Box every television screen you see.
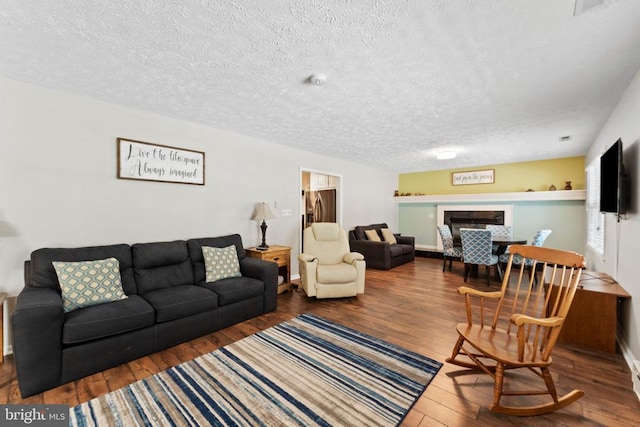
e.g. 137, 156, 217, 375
599, 139, 625, 213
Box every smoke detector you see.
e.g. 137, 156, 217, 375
309, 73, 327, 86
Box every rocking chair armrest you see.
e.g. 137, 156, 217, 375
457, 286, 502, 299
510, 314, 564, 328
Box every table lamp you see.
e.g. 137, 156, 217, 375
251, 202, 276, 250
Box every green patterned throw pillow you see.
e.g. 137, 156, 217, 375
202, 245, 241, 282
53, 257, 127, 313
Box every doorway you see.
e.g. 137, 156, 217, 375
299, 169, 342, 253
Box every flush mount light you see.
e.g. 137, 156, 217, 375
436, 151, 456, 160
309, 73, 327, 86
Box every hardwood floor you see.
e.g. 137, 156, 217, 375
2, 257, 639, 425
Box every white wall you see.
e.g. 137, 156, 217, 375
585, 67, 640, 367
0, 77, 397, 353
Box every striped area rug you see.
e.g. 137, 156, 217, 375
70, 313, 442, 426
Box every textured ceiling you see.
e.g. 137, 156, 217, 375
2, 0, 640, 172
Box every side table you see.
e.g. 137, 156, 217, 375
245, 245, 291, 294
551, 270, 630, 353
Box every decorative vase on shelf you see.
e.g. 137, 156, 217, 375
564, 181, 572, 190
549, 184, 556, 191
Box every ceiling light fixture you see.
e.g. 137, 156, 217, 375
309, 73, 327, 86
436, 151, 456, 160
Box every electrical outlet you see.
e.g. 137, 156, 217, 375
281, 209, 292, 216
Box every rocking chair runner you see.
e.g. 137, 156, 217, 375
446, 244, 586, 416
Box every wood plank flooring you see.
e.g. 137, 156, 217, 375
2, 257, 639, 425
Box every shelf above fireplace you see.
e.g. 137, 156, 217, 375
394, 190, 586, 204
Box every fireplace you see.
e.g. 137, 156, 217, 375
436, 204, 513, 251
445, 210, 504, 246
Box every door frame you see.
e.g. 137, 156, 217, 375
299, 167, 343, 255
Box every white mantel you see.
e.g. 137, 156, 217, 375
394, 190, 585, 204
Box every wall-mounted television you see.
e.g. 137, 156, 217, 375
599, 138, 629, 214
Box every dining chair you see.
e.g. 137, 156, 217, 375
485, 225, 513, 254
460, 228, 499, 286
447, 245, 586, 415
499, 229, 552, 266
437, 224, 463, 272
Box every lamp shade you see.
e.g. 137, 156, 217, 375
251, 202, 276, 221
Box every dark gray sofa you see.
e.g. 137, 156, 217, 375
11, 234, 278, 397
348, 223, 415, 270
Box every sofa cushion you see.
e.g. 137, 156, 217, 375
365, 229, 381, 241
132, 241, 194, 294
29, 244, 136, 295
187, 235, 246, 287
399, 244, 415, 255
202, 277, 264, 306
380, 228, 397, 244
53, 257, 127, 313
62, 295, 154, 344
389, 244, 405, 257
202, 245, 241, 282
142, 285, 218, 323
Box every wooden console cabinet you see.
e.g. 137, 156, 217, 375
245, 245, 291, 294
552, 270, 630, 353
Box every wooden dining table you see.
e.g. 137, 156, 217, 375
492, 238, 527, 280
493, 238, 527, 256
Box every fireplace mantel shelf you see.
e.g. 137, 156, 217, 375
394, 190, 586, 204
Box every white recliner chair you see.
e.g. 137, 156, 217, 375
298, 223, 366, 298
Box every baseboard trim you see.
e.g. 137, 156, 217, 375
617, 332, 640, 402
415, 244, 437, 252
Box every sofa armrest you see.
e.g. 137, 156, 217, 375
12, 286, 65, 397
396, 235, 415, 247
239, 257, 278, 312
348, 239, 391, 269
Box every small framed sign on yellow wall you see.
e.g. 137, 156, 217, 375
117, 138, 205, 185
452, 169, 494, 186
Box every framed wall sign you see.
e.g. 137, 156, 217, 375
117, 138, 205, 185
452, 169, 494, 186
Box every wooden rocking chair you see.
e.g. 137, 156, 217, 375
446, 244, 586, 416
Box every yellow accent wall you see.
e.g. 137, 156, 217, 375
398, 157, 585, 195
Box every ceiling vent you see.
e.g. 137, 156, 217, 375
559, 135, 573, 142
574, 0, 605, 16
